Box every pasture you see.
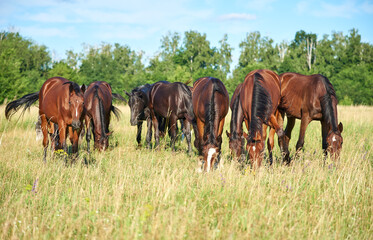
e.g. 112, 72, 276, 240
0, 104, 372, 239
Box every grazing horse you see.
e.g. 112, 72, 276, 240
124, 82, 169, 147
148, 82, 194, 153
226, 83, 246, 160
278, 72, 343, 160
192, 77, 229, 172
240, 69, 285, 168
84, 81, 121, 152
5, 77, 85, 162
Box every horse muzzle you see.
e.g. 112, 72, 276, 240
71, 120, 81, 130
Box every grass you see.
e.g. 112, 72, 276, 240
0, 104, 372, 239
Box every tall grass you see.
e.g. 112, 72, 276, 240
0, 105, 372, 239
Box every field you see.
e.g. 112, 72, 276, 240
0, 104, 372, 239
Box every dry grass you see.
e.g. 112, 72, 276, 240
0, 105, 372, 239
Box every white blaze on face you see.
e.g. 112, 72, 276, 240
206, 148, 216, 173
332, 136, 336, 142
76, 107, 78, 118
252, 146, 256, 152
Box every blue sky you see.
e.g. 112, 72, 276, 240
1, 0, 373, 67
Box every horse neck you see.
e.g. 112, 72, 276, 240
230, 95, 243, 139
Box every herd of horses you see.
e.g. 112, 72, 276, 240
5, 69, 344, 172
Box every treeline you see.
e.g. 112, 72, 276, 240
1, 29, 372, 105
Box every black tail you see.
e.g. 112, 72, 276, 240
5, 92, 39, 120
112, 93, 127, 103
93, 86, 107, 137
320, 75, 338, 132
204, 78, 223, 145
111, 105, 121, 121
249, 73, 272, 141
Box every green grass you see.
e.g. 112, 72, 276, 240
0, 105, 372, 239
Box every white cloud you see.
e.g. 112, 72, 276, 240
219, 13, 256, 21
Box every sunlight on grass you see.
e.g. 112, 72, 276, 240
0, 105, 372, 239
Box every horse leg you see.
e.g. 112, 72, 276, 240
137, 122, 143, 147
267, 127, 276, 165
40, 115, 49, 163
86, 118, 92, 153
169, 115, 178, 151
321, 120, 328, 158
146, 118, 153, 148
71, 127, 80, 161
183, 119, 192, 155
296, 116, 311, 153
196, 118, 205, 155
282, 116, 295, 163
151, 113, 160, 149
58, 122, 68, 161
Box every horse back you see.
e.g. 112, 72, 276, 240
279, 72, 331, 118
84, 81, 113, 116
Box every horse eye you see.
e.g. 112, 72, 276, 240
69, 101, 71, 105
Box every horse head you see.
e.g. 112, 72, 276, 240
243, 132, 265, 168
64, 82, 85, 130
95, 131, 112, 151
125, 89, 147, 126
326, 122, 343, 159
226, 130, 245, 160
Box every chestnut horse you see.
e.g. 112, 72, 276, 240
278, 72, 343, 160
84, 81, 121, 152
148, 82, 194, 153
5, 77, 85, 162
192, 77, 229, 172
240, 69, 285, 168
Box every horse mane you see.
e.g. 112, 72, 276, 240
320, 75, 338, 132
93, 86, 107, 138
249, 73, 272, 141
230, 92, 241, 140
63, 81, 82, 95
204, 78, 222, 146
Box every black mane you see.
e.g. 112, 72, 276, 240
320, 75, 338, 132
249, 73, 272, 141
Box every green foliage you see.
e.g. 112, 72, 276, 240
0, 28, 372, 105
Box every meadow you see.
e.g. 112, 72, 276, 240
0, 104, 372, 239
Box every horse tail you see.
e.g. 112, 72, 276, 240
93, 86, 107, 137
5, 92, 39, 120
204, 78, 222, 144
249, 73, 272, 141
112, 93, 127, 103
111, 105, 121, 121
179, 83, 195, 123
320, 75, 338, 132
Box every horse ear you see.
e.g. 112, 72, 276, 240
124, 90, 131, 97
81, 84, 86, 93
69, 83, 74, 93
226, 130, 231, 138
338, 122, 343, 133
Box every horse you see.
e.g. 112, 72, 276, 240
5, 77, 86, 162
225, 83, 246, 160
84, 81, 121, 152
277, 72, 343, 160
124, 82, 170, 147
192, 77, 229, 172
239, 69, 285, 168
148, 81, 194, 154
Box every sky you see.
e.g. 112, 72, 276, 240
1, 0, 373, 68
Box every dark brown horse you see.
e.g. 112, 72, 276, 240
5, 77, 86, 162
278, 72, 343, 160
240, 69, 285, 168
124, 82, 169, 147
148, 82, 194, 153
192, 77, 229, 172
84, 81, 121, 152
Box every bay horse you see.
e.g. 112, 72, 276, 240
192, 77, 229, 172
5, 77, 85, 162
148, 82, 194, 153
84, 81, 121, 152
239, 69, 285, 168
124, 81, 169, 147
278, 72, 343, 160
